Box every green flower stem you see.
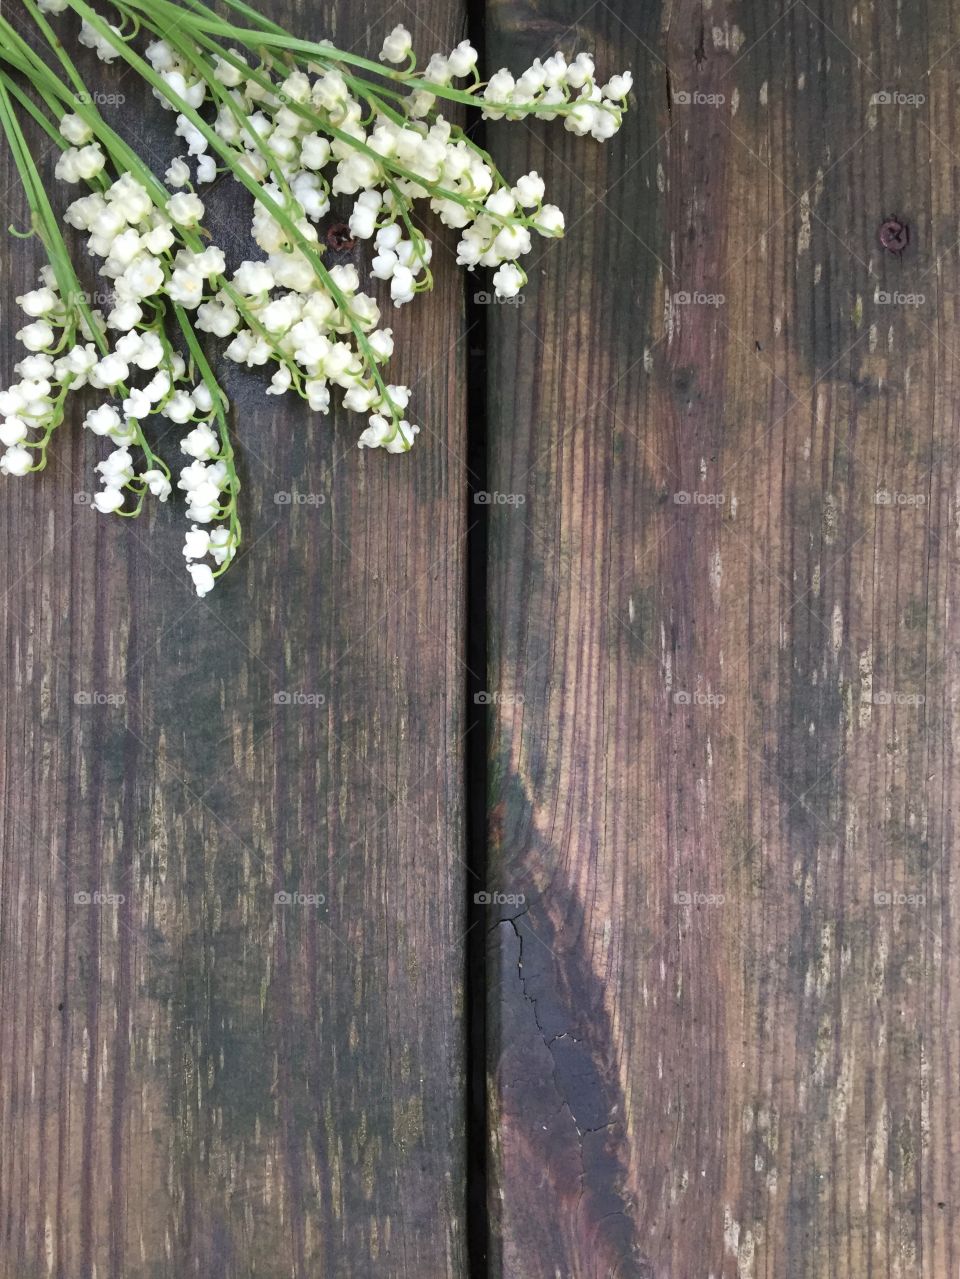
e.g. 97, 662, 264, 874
19, 5, 313, 393
183, 0, 286, 38
0, 72, 165, 490
102, 0, 518, 222
145, 10, 327, 380
2, 73, 221, 482
0, 78, 77, 470
109, 0, 529, 222
0, 86, 232, 491
0, 78, 81, 304
21, 0, 93, 101
150, 24, 435, 289
0, 12, 294, 412
148, 28, 404, 361
153, 19, 297, 200
67, 0, 409, 437
77, 0, 444, 290
115, 0, 597, 118
0, 57, 175, 477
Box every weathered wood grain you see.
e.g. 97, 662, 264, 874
484, 0, 960, 1275
0, 2, 468, 1275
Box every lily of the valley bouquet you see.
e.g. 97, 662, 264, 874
0, 0, 631, 594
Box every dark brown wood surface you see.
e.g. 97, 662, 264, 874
484, 0, 960, 1276
0, 1, 468, 1276
2, 0, 959, 1275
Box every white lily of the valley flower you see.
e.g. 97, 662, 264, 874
166, 191, 205, 227
181, 423, 219, 459
142, 469, 172, 500
493, 263, 524, 298
187, 563, 216, 596
380, 25, 412, 64
0, 417, 29, 446
0, 445, 32, 475
183, 525, 211, 559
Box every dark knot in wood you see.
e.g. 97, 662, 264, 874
878, 218, 909, 254
326, 222, 357, 252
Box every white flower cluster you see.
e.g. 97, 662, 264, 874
145, 27, 629, 328
0, 267, 75, 477
3, 5, 631, 596
0, 255, 166, 491
177, 403, 237, 597
481, 52, 632, 139
0, 165, 229, 593
145, 40, 421, 448
65, 173, 242, 586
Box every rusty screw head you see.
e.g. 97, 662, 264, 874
879, 218, 909, 254
326, 222, 356, 252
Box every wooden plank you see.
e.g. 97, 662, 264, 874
0, 2, 468, 1275
484, 0, 960, 1274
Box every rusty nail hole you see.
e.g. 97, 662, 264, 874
879, 218, 909, 254
326, 222, 356, 251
